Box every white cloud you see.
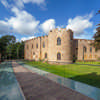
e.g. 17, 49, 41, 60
14, 0, 24, 8
0, 7, 55, 35
23, 0, 45, 5
0, 0, 45, 9
21, 36, 35, 41
93, 29, 97, 33
66, 13, 93, 36
0, 20, 11, 34
8, 7, 40, 34
40, 19, 56, 34
0, 7, 40, 35
0, 0, 10, 8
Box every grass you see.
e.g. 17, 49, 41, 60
24, 60, 100, 88
76, 61, 100, 65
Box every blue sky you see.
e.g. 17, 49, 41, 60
0, 0, 100, 41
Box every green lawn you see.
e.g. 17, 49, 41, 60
24, 61, 100, 88
76, 61, 100, 65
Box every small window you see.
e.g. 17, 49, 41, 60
57, 37, 61, 45
90, 47, 92, 53
43, 42, 45, 48
27, 45, 28, 49
45, 53, 47, 58
36, 43, 38, 48
33, 52, 35, 55
32, 44, 33, 48
84, 46, 87, 53
57, 52, 61, 60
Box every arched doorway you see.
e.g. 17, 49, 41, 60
57, 52, 61, 60
33, 52, 35, 60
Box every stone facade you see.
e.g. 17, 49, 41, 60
73, 39, 100, 61
24, 28, 100, 64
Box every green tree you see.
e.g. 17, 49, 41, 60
93, 10, 100, 50
18, 41, 24, 59
0, 35, 24, 60
0, 35, 16, 59
6, 41, 24, 59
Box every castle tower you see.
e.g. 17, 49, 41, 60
48, 28, 73, 64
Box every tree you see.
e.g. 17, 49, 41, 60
18, 41, 24, 59
6, 41, 24, 59
0, 35, 24, 60
93, 10, 100, 50
0, 35, 16, 59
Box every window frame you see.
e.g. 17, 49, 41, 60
45, 53, 47, 58
84, 46, 87, 53
32, 44, 33, 49
57, 52, 61, 60
36, 43, 38, 48
57, 37, 61, 45
90, 47, 92, 53
43, 42, 45, 48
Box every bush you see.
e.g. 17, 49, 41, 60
73, 55, 77, 63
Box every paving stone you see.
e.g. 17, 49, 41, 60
12, 61, 93, 100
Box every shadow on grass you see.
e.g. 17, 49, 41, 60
17, 61, 100, 88
69, 72, 100, 88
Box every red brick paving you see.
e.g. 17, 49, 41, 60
12, 61, 93, 100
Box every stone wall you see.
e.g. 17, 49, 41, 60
76, 39, 100, 61
48, 28, 73, 64
24, 28, 100, 64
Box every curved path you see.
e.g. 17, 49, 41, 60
12, 61, 93, 100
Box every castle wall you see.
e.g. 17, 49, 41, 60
48, 29, 73, 64
24, 28, 100, 64
24, 36, 48, 61
24, 37, 41, 61
40, 36, 48, 61
77, 39, 99, 61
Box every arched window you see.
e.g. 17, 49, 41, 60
57, 37, 61, 45
43, 42, 45, 48
32, 44, 33, 48
36, 43, 38, 48
57, 52, 61, 60
90, 47, 92, 52
33, 52, 35, 55
84, 46, 87, 53
45, 53, 47, 58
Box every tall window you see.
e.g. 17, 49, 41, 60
32, 44, 33, 48
45, 53, 47, 58
90, 47, 92, 52
84, 46, 87, 53
57, 37, 61, 45
33, 52, 35, 55
43, 42, 45, 48
57, 52, 61, 60
36, 43, 38, 48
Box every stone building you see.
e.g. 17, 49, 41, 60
24, 28, 100, 64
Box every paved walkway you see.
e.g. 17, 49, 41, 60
12, 61, 93, 100
0, 61, 25, 100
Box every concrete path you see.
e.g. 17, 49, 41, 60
12, 61, 93, 100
